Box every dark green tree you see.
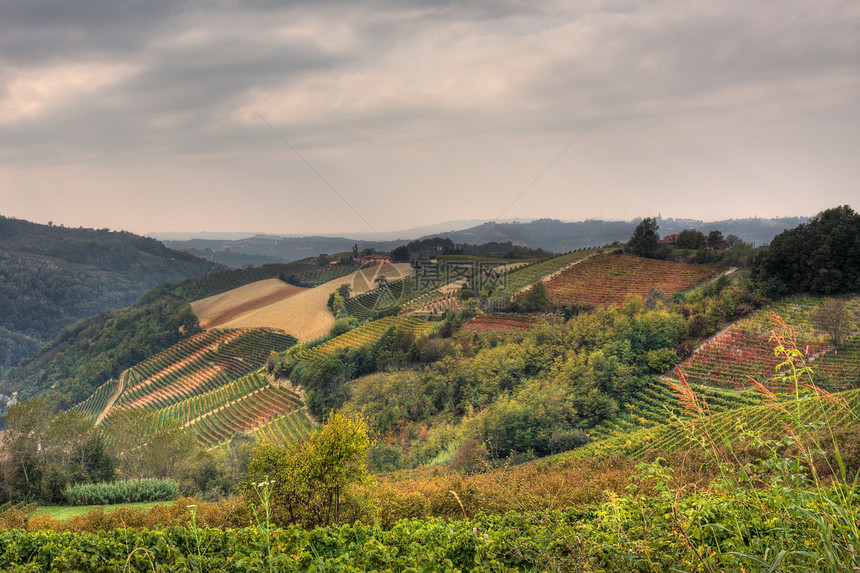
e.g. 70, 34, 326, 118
520, 281, 553, 312
706, 230, 725, 249
675, 229, 706, 250
391, 245, 410, 262
752, 206, 860, 296
628, 217, 660, 257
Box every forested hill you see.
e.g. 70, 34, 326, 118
0, 215, 223, 376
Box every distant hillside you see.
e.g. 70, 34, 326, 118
434, 216, 807, 252
0, 215, 223, 377
163, 216, 806, 266
163, 235, 400, 268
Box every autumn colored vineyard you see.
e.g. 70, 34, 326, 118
502, 248, 600, 295
669, 296, 860, 391
672, 327, 829, 391
539, 253, 716, 307
112, 328, 296, 411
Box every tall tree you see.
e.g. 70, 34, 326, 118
706, 230, 725, 249
811, 299, 854, 353
628, 218, 660, 257
0, 399, 54, 498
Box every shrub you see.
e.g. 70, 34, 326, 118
63, 478, 180, 506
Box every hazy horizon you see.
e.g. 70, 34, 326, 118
2, 1, 857, 237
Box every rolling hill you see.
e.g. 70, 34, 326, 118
0, 215, 223, 377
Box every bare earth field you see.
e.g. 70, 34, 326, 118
191, 264, 413, 342
191, 279, 308, 330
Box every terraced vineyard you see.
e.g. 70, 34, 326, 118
403, 291, 464, 315
183, 378, 304, 448
735, 295, 860, 338
586, 377, 762, 443
671, 327, 830, 391
72, 377, 123, 423
632, 388, 860, 458
105, 329, 296, 414
288, 263, 361, 287
502, 249, 600, 295
289, 317, 436, 363
668, 297, 860, 391
811, 334, 860, 390
462, 314, 550, 334
248, 409, 315, 447
540, 254, 716, 307
344, 271, 447, 319
561, 382, 858, 462
152, 373, 271, 427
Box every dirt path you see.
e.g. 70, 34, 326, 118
95, 370, 127, 426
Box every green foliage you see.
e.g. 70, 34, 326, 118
63, 478, 180, 505
104, 409, 198, 482
628, 217, 659, 257
706, 228, 725, 249
244, 412, 371, 529
752, 205, 860, 296
4, 295, 201, 407
0, 216, 220, 376
675, 228, 705, 249
518, 281, 552, 312
0, 400, 114, 503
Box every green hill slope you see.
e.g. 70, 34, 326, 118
0, 215, 223, 377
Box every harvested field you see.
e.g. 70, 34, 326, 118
194, 264, 413, 342
191, 279, 307, 329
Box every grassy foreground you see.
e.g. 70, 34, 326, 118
36, 501, 165, 522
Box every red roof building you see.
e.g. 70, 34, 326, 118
361, 254, 392, 265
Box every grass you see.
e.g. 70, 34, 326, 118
36, 501, 166, 521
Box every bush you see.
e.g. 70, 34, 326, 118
63, 478, 180, 506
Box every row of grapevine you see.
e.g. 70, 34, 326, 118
287, 263, 361, 287
669, 327, 830, 391
186, 383, 303, 448
540, 254, 716, 307
249, 408, 315, 446
345, 273, 444, 319
71, 378, 122, 423
106, 329, 296, 416
288, 317, 434, 363
811, 334, 860, 390
151, 373, 272, 427
586, 377, 762, 442
501, 248, 600, 295
631, 388, 860, 457
735, 294, 860, 337
122, 330, 230, 388
462, 314, 551, 334
401, 291, 462, 315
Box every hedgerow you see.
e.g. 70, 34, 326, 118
63, 478, 180, 506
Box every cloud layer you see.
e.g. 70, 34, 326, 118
1, 0, 858, 235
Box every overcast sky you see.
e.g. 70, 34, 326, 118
1, 0, 857, 237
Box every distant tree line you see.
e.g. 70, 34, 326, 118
391, 237, 551, 262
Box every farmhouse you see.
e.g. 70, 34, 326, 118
657, 233, 680, 245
